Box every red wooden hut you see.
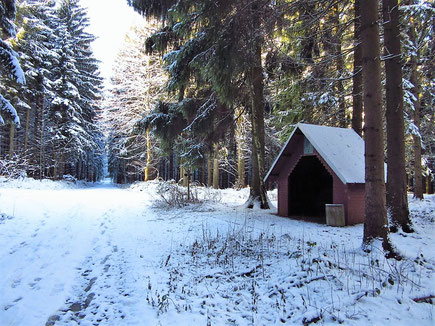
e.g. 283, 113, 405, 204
265, 123, 366, 225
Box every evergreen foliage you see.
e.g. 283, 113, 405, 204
104, 23, 167, 183
0, 0, 104, 181
0, 0, 25, 125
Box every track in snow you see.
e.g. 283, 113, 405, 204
0, 182, 156, 326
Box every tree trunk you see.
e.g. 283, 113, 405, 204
383, 0, 413, 233
180, 165, 184, 184
207, 157, 213, 187
24, 108, 30, 151
333, 4, 346, 128
352, 0, 363, 136
412, 92, 423, 200
409, 9, 424, 200
53, 152, 58, 181
38, 94, 45, 180
213, 154, 219, 190
246, 1, 269, 209
426, 175, 431, 194
237, 146, 245, 188
145, 128, 151, 181
58, 152, 65, 180
236, 108, 246, 189
9, 122, 15, 156
169, 151, 174, 180
361, 0, 393, 255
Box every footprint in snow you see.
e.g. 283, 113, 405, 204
29, 277, 42, 289
3, 297, 23, 311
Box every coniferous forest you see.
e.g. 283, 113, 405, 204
1, 0, 434, 251
1, 1, 435, 324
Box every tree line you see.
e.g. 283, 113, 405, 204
1, 0, 433, 254
116, 0, 434, 254
0, 0, 104, 181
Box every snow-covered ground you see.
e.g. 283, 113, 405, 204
0, 178, 433, 325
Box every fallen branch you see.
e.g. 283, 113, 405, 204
238, 264, 262, 278
413, 295, 434, 304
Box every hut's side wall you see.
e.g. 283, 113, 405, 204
346, 184, 365, 224
277, 134, 304, 216
314, 150, 349, 222
277, 180, 288, 216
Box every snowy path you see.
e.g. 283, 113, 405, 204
0, 182, 170, 325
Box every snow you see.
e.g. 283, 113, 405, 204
0, 178, 433, 325
0, 94, 20, 125
298, 123, 366, 183
10, 49, 26, 85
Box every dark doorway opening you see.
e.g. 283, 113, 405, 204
288, 156, 333, 218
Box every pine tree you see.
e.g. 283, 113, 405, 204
402, 1, 434, 200
46, 0, 103, 180
128, 0, 297, 207
1, 0, 104, 181
361, 0, 394, 256
382, 0, 413, 233
0, 0, 25, 126
8, 0, 59, 177
351, 0, 363, 136
105, 23, 166, 183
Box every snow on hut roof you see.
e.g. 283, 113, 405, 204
265, 123, 366, 184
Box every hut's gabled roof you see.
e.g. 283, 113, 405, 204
265, 123, 366, 184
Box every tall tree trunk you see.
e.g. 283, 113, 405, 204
207, 157, 213, 187
53, 151, 58, 181
9, 122, 15, 156
333, 4, 346, 127
145, 128, 151, 181
361, 0, 393, 255
247, 1, 269, 209
213, 150, 219, 189
352, 0, 363, 136
24, 108, 30, 151
411, 81, 423, 200
58, 152, 65, 180
169, 151, 174, 180
409, 9, 424, 200
383, 0, 413, 232
236, 109, 246, 188
237, 147, 245, 189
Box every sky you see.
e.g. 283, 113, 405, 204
79, 0, 143, 85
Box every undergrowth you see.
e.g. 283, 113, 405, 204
154, 180, 221, 208
145, 220, 433, 325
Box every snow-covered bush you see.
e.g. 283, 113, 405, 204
155, 181, 200, 208
62, 174, 77, 184
0, 155, 28, 179
154, 180, 221, 208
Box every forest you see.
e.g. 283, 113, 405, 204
0, 1, 435, 324
0, 0, 434, 251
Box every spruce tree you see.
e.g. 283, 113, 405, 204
128, 0, 296, 207
382, 0, 413, 233
0, 0, 25, 126
361, 0, 394, 256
